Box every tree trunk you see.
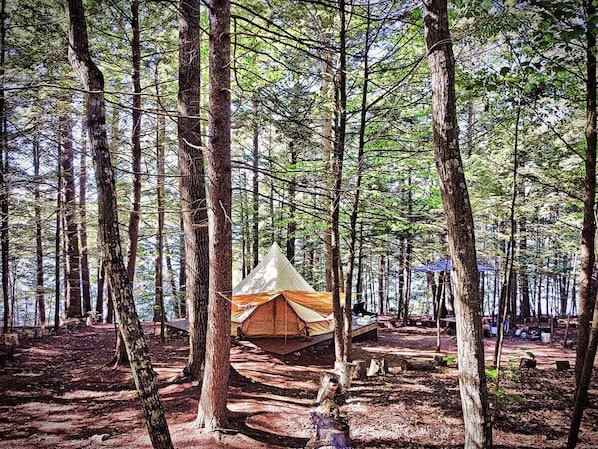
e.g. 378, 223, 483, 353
179, 0, 209, 380
331, 0, 348, 368
164, 237, 180, 318
319, 13, 334, 293
252, 98, 260, 268
64, 2, 173, 447
376, 253, 383, 315
79, 121, 91, 315
286, 141, 297, 262
154, 107, 166, 340
576, 0, 597, 388
345, 7, 371, 352
423, 2, 492, 447
126, 0, 142, 283
567, 293, 598, 448
519, 218, 531, 320
0, 0, 8, 334
34, 137, 46, 328
96, 256, 105, 321
178, 215, 187, 317
54, 167, 61, 334
60, 105, 82, 319
195, 0, 231, 431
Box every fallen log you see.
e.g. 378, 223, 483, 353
399, 358, 436, 372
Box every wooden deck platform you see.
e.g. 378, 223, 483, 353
165, 319, 378, 356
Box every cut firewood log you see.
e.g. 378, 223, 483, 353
556, 360, 570, 371
399, 358, 436, 372
366, 358, 388, 376
316, 371, 340, 405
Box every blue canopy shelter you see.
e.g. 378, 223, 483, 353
412, 258, 497, 319
414, 258, 495, 273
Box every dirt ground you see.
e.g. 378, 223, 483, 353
0, 320, 596, 449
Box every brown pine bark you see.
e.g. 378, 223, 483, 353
60, 106, 82, 319
331, 0, 347, 367
344, 5, 371, 356
0, 0, 8, 334
154, 108, 166, 339
126, 0, 142, 283
79, 122, 91, 315
34, 137, 46, 328
64, 1, 173, 447
178, 0, 209, 380
576, 0, 597, 388
423, 1, 492, 447
567, 2, 597, 446
286, 140, 297, 262
252, 99, 259, 269
195, 0, 231, 431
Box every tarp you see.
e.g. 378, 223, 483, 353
233, 242, 315, 294
231, 290, 335, 338
414, 258, 495, 273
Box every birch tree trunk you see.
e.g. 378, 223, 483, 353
423, 1, 492, 447
64, 1, 173, 447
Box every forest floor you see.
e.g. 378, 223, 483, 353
0, 319, 596, 449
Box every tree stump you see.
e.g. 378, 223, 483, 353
309, 414, 351, 449
0, 333, 19, 347
556, 360, 570, 371
519, 358, 537, 369
434, 355, 448, 367
0, 334, 18, 363
308, 371, 352, 449
367, 358, 388, 377
316, 371, 340, 404
351, 360, 367, 380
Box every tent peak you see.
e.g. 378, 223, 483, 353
233, 242, 315, 294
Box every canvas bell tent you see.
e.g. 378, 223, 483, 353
231, 290, 335, 338
231, 243, 335, 338
233, 242, 315, 294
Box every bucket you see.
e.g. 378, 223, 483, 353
541, 332, 551, 343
